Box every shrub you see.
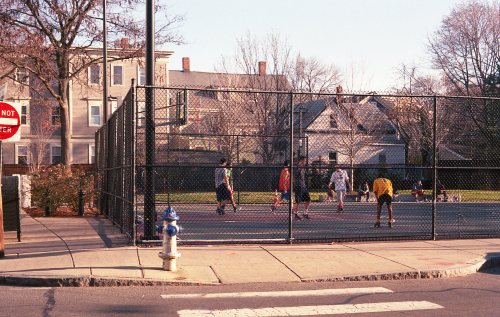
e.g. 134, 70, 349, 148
30, 165, 97, 215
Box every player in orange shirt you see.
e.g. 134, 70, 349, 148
271, 160, 291, 213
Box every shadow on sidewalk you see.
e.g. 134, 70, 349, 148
479, 252, 500, 275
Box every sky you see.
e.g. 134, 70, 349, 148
164, 0, 466, 92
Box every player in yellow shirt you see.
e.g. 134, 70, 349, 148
372, 173, 394, 228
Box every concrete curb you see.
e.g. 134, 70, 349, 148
302, 255, 500, 283
1, 256, 498, 287
0, 275, 220, 287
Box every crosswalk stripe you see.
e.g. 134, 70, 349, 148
161, 287, 393, 299
177, 301, 443, 317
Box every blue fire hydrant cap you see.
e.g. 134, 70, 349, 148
167, 224, 178, 236
162, 206, 180, 221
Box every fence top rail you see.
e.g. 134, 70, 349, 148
135, 85, 500, 101
143, 132, 307, 138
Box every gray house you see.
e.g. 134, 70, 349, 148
293, 96, 406, 168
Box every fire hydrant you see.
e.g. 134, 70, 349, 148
158, 207, 181, 271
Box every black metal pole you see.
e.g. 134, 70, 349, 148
101, 0, 108, 218
432, 96, 437, 240
130, 79, 137, 245
288, 92, 294, 243
298, 110, 303, 158
78, 184, 84, 216
237, 135, 240, 206
144, 0, 156, 240
103, 0, 108, 123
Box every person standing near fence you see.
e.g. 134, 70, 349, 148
357, 181, 370, 202
293, 156, 311, 220
271, 160, 291, 213
226, 161, 239, 212
373, 173, 394, 228
328, 165, 349, 212
215, 158, 231, 215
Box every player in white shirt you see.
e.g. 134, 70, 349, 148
328, 165, 349, 212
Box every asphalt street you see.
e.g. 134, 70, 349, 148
1, 269, 498, 317
137, 202, 500, 242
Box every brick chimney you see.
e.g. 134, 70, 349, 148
336, 85, 343, 104
258, 61, 266, 76
182, 57, 190, 72
120, 37, 129, 49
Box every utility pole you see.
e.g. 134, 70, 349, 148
144, 0, 156, 240
103, 0, 108, 123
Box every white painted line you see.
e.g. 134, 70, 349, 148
177, 301, 443, 317
0, 118, 18, 125
162, 287, 393, 299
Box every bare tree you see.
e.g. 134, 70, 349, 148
28, 99, 56, 173
387, 65, 470, 165
0, 0, 183, 165
217, 33, 292, 164
289, 54, 341, 95
201, 94, 251, 163
427, 1, 500, 160
218, 32, 343, 164
428, 0, 500, 97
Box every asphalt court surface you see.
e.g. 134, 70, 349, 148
135, 202, 500, 242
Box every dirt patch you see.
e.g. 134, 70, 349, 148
24, 206, 100, 218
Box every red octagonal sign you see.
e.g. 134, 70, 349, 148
0, 102, 21, 140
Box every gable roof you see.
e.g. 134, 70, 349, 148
169, 70, 291, 90
293, 98, 331, 129
293, 97, 397, 133
292, 96, 403, 145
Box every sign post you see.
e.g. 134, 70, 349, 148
0, 101, 21, 258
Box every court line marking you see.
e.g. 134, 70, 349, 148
177, 301, 443, 317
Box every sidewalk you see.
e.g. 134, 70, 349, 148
1, 212, 499, 287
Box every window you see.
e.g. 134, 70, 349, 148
21, 103, 29, 125
137, 101, 145, 127
51, 145, 62, 164
378, 153, 387, 165
283, 118, 290, 128
52, 106, 61, 125
328, 152, 337, 165
16, 145, 28, 165
329, 114, 337, 128
89, 100, 102, 126
89, 145, 96, 164
138, 67, 146, 85
89, 64, 100, 85
112, 65, 123, 85
15, 68, 29, 85
110, 99, 118, 114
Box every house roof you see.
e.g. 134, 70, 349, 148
293, 96, 403, 144
169, 70, 291, 90
293, 98, 330, 129
438, 146, 472, 160
293, 97, 397, 133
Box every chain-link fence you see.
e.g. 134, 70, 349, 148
96, 85, 500, 244
96, 86, 135, 238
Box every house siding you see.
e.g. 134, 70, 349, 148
1, 51, 172, 166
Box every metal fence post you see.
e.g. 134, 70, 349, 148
144, 0, 156, 240
288, 92, 294, 243
236, 135, 240, 206
78, 178, 84, 216
130, 79, 137, 244
432, 95, 438, 240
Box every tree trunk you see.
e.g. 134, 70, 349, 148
349, 157, 354, 192
56, 51, 71, 166
60, 103, 71, 165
